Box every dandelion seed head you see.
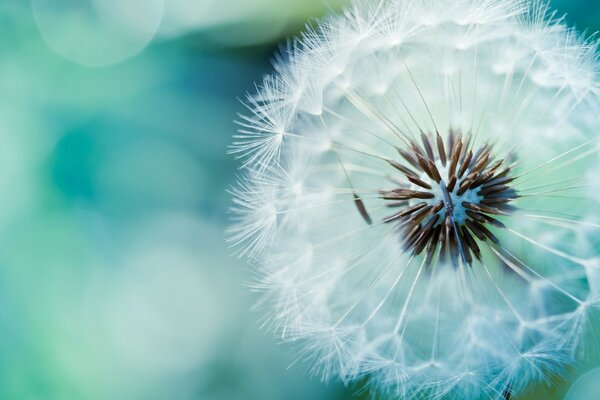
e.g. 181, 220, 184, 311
230, 0, 600, 398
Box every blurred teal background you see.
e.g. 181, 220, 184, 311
0, 1, 596, 399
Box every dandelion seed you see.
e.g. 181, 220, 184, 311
230, 0, 600, 398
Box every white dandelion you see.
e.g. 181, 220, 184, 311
230, 0, 600, 398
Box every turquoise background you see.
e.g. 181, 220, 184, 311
0, 1, 597, 399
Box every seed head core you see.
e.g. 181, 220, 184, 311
382, 131, 517, 266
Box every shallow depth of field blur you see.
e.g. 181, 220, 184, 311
1, 1, 598, 399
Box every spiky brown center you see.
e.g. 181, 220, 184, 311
381, 131, 517, 267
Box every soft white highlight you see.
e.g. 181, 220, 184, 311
229, 0, 600, 398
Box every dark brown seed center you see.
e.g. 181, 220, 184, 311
381, 130, 517, 267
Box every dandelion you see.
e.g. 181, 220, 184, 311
230, 0, 600, 398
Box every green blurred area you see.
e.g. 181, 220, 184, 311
0, 1, 597, 399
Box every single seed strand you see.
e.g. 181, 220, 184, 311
436, 133, 447, 166
354, 193, 372, 225
407, 175, 433, 190
458, 150, 473, 178
383, 202, 428, 223
421, 133, 435, 160
387, 159, 417, 176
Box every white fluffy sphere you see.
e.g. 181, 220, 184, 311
230, 1, 600, 398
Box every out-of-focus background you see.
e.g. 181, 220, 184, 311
0, 1, 597, 399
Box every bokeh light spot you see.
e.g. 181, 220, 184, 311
33, 0, 164, 67
565, 368, 600, 400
